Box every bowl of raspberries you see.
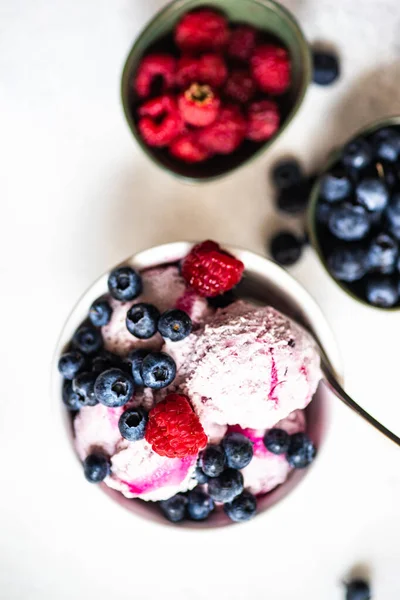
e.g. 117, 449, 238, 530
121, 0, 311, 181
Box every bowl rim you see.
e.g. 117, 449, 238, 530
307, 114, 400, 312
120, 0, 312, 184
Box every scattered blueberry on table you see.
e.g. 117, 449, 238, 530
312, 49, 340, 86
345, 578, 371, 600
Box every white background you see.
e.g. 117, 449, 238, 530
1, 0, 400, 598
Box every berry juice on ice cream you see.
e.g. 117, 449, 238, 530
58, 241, 322, 525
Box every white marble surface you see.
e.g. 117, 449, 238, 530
1, 0, 400, 598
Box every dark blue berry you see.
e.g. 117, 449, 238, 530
320, 168, 352, 202
158, 309, 192, 341
316, 202, 331, 225
159, 493, 188, 523
62, 379, 84, 411
94, 368, 134, 407
224, 490, 257, 522
83, 453, 110, 483
207, 469, 244, 503
386, 192, 400, 230
372, 127, 400, 163
141, 352, 176, 389
222, 432, 253, 469
367, 234, 398, 274
270, 232, 303, 266
276, 179, 314, 215
263, 428, 290, 454
342, 138, 373, 170
58, 350, 85, 380
107, 266, 142, 301
187, 489, 214, 521
194, 466, 209, 485
199, 445, 226, 478
366, 276, 399, 308
89, 298, 112, 327
312, 50, 340, 86
126, 303, 160, 339
271, 158, 303, 190
72, 372, 98, 406
118, 408, 147, 441
91, 350, 122, 374
124, 349, 149, 386
327, 246, 368, 282
328, 203, 370, 241
286, 433, 316, 468
73, 323, 103, 354
345, 579, 371, 600
355, 178, 389, 212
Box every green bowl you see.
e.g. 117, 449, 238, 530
121, 0, 311, 183
308, 114, 400, 311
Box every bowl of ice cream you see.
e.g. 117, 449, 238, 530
53, 241, 342, 528
121, 0, 311, 182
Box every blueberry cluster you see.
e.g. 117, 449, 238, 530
58, 265, 193, 483
264, 428, 316, 468
315, 126, 400, 308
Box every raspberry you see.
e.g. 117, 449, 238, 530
174, 9, 229, 53
138, 95, 183, 147
227, 25, 258, 61
134, 53, 176, 99
224, 69, 256, 104
145, 394, 207, 458
170, 133, 210, 163
251, 44, 291, 95
176, 56, 200, 88
246, 100, 280, 142
198, 54, 228, 88
181, 240, 245, 297
178, 83, 220, 127
198, 105, 246, 155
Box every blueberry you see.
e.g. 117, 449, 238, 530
107, 266, 142, 301
159, 493, 188, 523
372, 127, 400, 163
366, 276, 399, 308
316, 202, 331, 225
141, 352, 176, 389
207, 468, 244, 503
286, 433, 316, 468
367, 234, 398, 274
222, 432, 253, 469
126, 303, 160, 339
263, 428, 290, 454
94, 368, 134, 407
342, 138, 373, 170
355, 178, 389, 212
187, 489, 214, 521
89, 298, 112, 327
379, 162, 400, 188
328, 203, 370, 241
199, 445, 226, 478
72, 372, 98, 406
386, 192, 400, 229
327, 246, 368, 282
83, 453, 110, 483
62, 379, 84, 411
276, 179, 314, 215
194, 465, 209, 485
124, 349, 149, 386
312, 50, 340, 86
271, 158, 303, 190
207, 290, 237, 309
224, 490, 257, 523
320, 168, 352, 202
118, 408, 148, 441
345, 579, 371, 600
58, 350, 85, 380
73, 323, 103, 354
91, 350, 122, 374
158, 309, 192, 342
269, 232, 303, 266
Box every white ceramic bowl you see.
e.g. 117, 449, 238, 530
52, 242, 343, 528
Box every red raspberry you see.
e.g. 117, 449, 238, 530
198, 54, 228, 88
178, 83, 220, 127
224, 69, 256, 104
198, 105, 246, 155
175, 9, 229, 53
138, 95, 183, 147
170, 133, 210, 163
145, 394, 207, 458
176, 56, 200, 88
181, 240, 245, 297
246, 100, 280, 142
227, 25, 258, 61
251, 44, 291, 95
134, 53, 176, 99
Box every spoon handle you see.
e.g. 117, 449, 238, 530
320, 356, 400, 447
